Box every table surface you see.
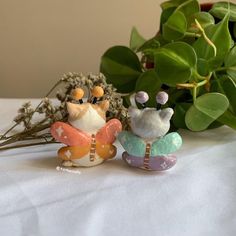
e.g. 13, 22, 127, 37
0, 99, 236, 236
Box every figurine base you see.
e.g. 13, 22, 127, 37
122, 152, 177, 171
60, 158, 105, 168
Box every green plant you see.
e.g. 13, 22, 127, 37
100, 0, 236, 131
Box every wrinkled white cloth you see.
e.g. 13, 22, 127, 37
0, 99, 236, 236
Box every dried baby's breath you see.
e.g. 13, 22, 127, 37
0, 73, 128, 150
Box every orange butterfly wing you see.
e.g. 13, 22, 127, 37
96, 119, 122, 144
96, 142, 117, 160
50, 122, 91, 146
52, 119, 121, 161
58, 146, 90, 160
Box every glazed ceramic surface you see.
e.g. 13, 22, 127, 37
118, 91, 182, 171
51, 100, 122, 167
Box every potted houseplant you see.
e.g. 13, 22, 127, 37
1, 0, 236, 151
100, 0, 236, 132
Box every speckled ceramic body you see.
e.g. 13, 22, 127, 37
118, 97, 182, 171
51, 101, 122, 167
118, 131, 182, 171
128, 107, 174, 139
122, 152, 177, 171
118, 131, 182, 157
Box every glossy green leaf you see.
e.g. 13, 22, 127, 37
193, 14, 231, 60
224, 45, 236, 82
221, 76, 236, 114
176, 0, 200, 21
155, 42, 197, 86
207, 120, 223, 129
161, 0, 189, 10
163, 11, 187, 41
217, 110, 236, 130
210, 2, 236, 22
197, 58, 209, 76
135, 70, 161, 107
208, 56, 224, 71
210, 76, 225, 94
137, 37, 160, 53
185, 93, 229, 131
161, 0, 199, 40
230, 37, 234, 49
211, 75, 236, 115
130, 27, 146, 52
100, 46, 142, 93
172, 103, 191, 128
160, 7, 176, 27
154, 34, 169, 47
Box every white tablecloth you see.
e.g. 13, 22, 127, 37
0, 99, 236, 236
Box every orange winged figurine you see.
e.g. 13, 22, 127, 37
51, 86, 122, 167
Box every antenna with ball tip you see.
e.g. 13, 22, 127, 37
72, 88, 84, 104
156, 91, 169, 110
91, 86, 104, 104
135, 91, 149, 108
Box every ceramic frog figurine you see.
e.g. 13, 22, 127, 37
51, 86, 122, 167
118, 91, 182, 171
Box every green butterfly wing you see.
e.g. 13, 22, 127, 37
118, 131, 146, 157
150, 132, 182, 156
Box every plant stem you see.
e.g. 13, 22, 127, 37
177, 79, 209, 103
0, 136, 20, 147
0, 140, 59, 151
0, 123, 19, 140
195, 19, 217, 57
185, 32, 201, 38
197, 79, 208, 87
193, 70, 207, 81
0, 123, 51, 147
22, 134, 52, 141
193, 86, 197, 103
4, 118, 50, 141
177, 83, 195, 89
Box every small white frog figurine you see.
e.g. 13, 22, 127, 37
118, 91, 182, 171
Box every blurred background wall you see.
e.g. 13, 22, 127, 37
0, 0, 214, 98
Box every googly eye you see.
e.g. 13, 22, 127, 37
156, 91, 168, 105
135, 91, 149, 107
72, 88, 84, 104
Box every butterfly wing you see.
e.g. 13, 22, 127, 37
150, 132, 182, 156
96, 142, 117, 160
96, 118, 122, 144
117, 131, 146, 157
51, 122, 91, 146
58, 146, 90, 160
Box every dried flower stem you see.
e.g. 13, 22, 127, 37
0, 123, 19, 140
24, 80, 63, 129
0, 140, 59, 151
